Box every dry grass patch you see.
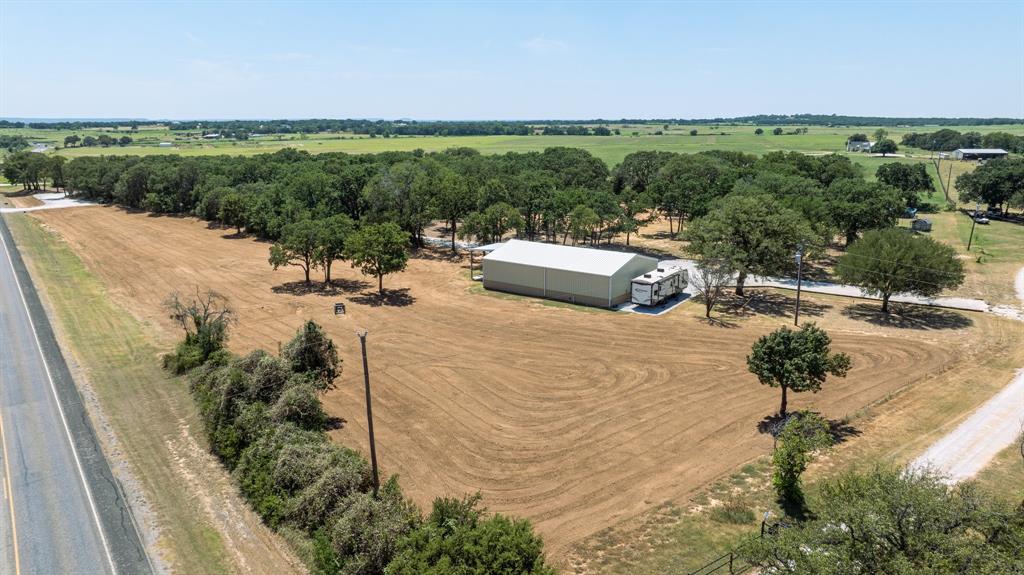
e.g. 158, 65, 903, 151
27, 206, 996, 568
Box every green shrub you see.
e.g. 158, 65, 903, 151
387, 493, 555, 575
162, 340, 205, 374
330, 478, 419, 575
271, 383, 328, 430
282, 320, 341, 390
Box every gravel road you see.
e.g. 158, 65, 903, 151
910, 265, 1024, 483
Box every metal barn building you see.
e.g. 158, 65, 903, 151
953, 148, 1008, 161
482, 240, 658, 308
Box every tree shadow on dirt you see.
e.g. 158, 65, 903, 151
697, 315, 740, 329
841, 303, 973, 330
591, 242, 675, 260
710, 290, 830, 322
325, 416, 347, 431
412, 246, 464, 263
2, 187, 36, 197
349, 288, 416, 307
641, 230, 678, 240
742, 291, 832, 319
272, 278, 371, 296
756, 412, 861, 445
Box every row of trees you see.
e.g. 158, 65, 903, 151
0, 134, 29, 153
897, 128, 1024, 152
29, 145, 942, 301
6, 115, 1021, 133
268, 218, 410, 294
164, 293, 554, 574
1, 151, 66, 191
63, 134, 133, 148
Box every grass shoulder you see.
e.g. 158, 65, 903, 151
4, 213, 301, 575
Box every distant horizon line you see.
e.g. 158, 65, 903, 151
4, 114, 1024, 124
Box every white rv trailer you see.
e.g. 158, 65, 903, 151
630, 266, 688, 306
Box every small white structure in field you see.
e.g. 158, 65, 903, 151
158, 142, 173, 147
630, 266, 689, 306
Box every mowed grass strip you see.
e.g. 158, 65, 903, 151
4, 214, 299, 575
4, 213, 231, 573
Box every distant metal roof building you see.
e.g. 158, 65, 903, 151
954, 148, 1008, 160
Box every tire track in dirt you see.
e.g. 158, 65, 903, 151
30, 207, 966, 560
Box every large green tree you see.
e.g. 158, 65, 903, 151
650, 153, 739, 235
362, 160, 436, 246
686, 193, 815, 296
873, 138, 898, 156
458, 202, 523, 244
269, 220, 322, 284
345, 222, 410, 295
741, 467, 1024, 573
611, 150, 676, 194
876, 162, 934, 208
824, 179, 903, 246
430, 169, 475, 252
218, 191, 248, 234
835, 228, 964, 313
747, 323, 851, 417
956, 157, 1024, 214
317, 214, 355, 283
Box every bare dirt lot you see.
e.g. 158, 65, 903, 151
30, 206, 982, 563
9, 195, 44, 208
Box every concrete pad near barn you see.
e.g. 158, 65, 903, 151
481, 239, 658, 307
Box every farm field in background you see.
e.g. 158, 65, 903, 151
5, 123, 1024, 167
23, 204, 1013, 569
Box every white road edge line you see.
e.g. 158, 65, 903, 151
0, 224, 119, 575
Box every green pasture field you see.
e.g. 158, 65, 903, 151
4, 123, 1023, 167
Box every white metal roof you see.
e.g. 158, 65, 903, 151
483, 239, 657, 276
955, 148, 1008, 154
471, 242, 505, 252
631, 266, 686, 285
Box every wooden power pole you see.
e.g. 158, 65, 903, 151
357, 330, 380, 497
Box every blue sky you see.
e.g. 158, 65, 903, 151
1, 1, 1022, 120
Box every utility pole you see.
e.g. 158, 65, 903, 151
793, 244, 804, 326
357, 330, 380, 497
967, 203, 980, 251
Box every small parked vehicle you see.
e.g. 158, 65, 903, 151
975, 216, 990, 225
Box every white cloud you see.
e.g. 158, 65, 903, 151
521, 36, 568, 54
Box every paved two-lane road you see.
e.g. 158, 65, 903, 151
0, 215, 151, 575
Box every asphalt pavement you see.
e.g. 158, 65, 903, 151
0, 215, 151, 575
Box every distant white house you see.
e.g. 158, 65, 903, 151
846, 140, 874, 152
953, 148, 1008, 161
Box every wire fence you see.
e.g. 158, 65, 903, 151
686, 551, 752, 575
